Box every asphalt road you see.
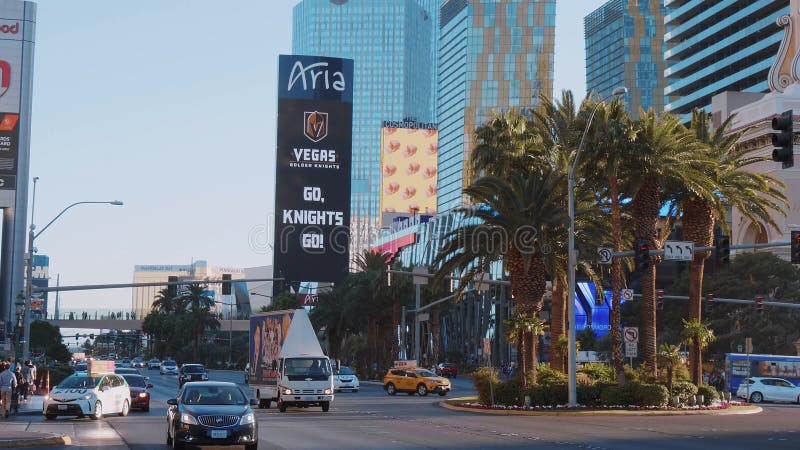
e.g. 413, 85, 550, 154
7, 368, 800, 449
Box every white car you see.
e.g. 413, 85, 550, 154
334, 365, 360, 392
736, 377, 800, 404
148, 358, 161, 369
43, 373, 131, 420
160, 359, 178, 375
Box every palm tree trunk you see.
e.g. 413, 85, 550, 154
682, 195, 715, 385
633, 177, 662, 376
529, 331, 538, 384
550, 277, 566, 373
608, 176, 626, 384
507, 250, 548, 385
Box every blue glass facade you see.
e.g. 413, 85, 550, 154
437, 0, 556, 213
585, 0, 666, 116
664, 0, 788, 121
292, 0, 438, 257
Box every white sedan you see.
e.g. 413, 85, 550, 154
736, 377, 800, 404
43, 373, 131, 420
334, 366, 360, 392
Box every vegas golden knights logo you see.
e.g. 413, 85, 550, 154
303, 111, 328, 142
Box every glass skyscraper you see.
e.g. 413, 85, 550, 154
437, 0, 556, 213
292, 0, 438, 260
664, 0, 788, 121
585, 0, 667, 116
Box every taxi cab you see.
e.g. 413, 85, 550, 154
383, 363, 451, 397
43, 359, 131, 420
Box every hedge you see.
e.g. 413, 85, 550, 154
672, 381, 698, 406
696, 384, 720, 406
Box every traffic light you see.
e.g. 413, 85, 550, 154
221, 273, 232, 295
715, 236, 731, 266
168, 276, 178, 297
634, 239, 650, 272
792, 231, 800, 264
771, 109, 794, 169
755, 295, 764, 314
657, 289, 664, 310
705, 293, 714, 314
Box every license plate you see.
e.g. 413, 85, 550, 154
57, 404, 68, 410
211, 430, 227, 439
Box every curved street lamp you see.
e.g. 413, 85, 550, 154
567, 87, 627, 406
23, 200, 123, 359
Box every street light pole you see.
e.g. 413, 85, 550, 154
567, 87, 626, 406
23, 200, 123, 359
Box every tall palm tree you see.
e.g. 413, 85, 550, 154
180, 284, 215, 311
627, 110, 714, 375
151, 288, 180, 314
435, 170, 568, 380
680, 110, 788, 384
177, 284, 219, 361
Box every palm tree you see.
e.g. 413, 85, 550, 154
151, 288, 180, 314
627, 110, 714, 375
679, 318, 715, 384
504, 314, 544, 385
680, 110, 788, 384
187, 307, 220, 361
435, 170, 568, 380
658, 343, 684, 401
180, 284, 215, 311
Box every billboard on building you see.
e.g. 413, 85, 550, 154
30, 254, 47, 316
379, 122, 437, 226
273, 55, 353, 285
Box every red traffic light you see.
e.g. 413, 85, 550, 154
706, 293, 714, 302
657, 290, 664, 298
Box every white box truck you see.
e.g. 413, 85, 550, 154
249, 309, 334, 412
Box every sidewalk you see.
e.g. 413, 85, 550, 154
15, 394, 44, 416
0, 396, 70, 448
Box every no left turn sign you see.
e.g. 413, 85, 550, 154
624, 327, 639, 343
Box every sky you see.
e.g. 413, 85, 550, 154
17, 0, 608, 311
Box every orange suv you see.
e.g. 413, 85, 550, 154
383, 367, 451, 397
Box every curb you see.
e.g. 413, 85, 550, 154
0, 434, 71, 448
439, 400, 763, 417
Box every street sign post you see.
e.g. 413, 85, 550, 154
664, 241, 694, 261
597, 247, 613, 265
625, 342, 637, 358
623, 327, 638, 361
622, 289, 634, 301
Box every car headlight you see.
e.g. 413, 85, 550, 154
201, 374, 208, 380
324, 388, 332, 395
138, 392, 148, 398
81, 394, 93, 400
282, 388, 292, 395
240, 412, 256, 425
180, 413, 199, 425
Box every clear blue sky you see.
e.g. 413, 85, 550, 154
27, 0, 607, 310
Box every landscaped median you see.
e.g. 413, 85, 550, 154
440, 396, 762, 416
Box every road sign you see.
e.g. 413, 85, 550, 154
625, 342, 637, 358
621, 289, 634, 301
623, 327, 639, 343
737, 344, 743, 352
664, 240, 694, 261
417, 313, 430, 322
597, 247, 613, 265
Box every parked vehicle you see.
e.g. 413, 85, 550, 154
160, 360, 179, 375
383, 363, 451, 397
148, 358, 161, 369
736, 377, 800, 404
249, 309, 334, 412
436, 363, 458, 378
121, 374, 153, 412
334, 366, 360, 392
166, 382, 258, 449
43, 373, 130, 420
179, 364, 209, 387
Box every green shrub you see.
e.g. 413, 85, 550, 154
526, 383, 568, 406
472, 367, 501, 405
634, 383, 669, 407
621, 364, 638, 383
577, 383, 606, 406
672, 381, 698, 405
532, 363, 567, 386
495, 380, 523, 406
599, 384, 632, 406
580, 363, 614, 383
696, 384, 719, 406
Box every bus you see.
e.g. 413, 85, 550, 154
724, 353, 800, 393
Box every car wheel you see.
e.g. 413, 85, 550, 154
279, 401, 287, 413
438, 392, 447, 396
797, 395, 800, 405
386, 383, 396, 396
119, 400, 129, 417
265, 400, 272, 409
44, 414, 56, 420
750, 392, 763, 403
171, 425, 185, 449
417, 384, 428, 396
321, 401, 330, 412
91, 401, 102, 420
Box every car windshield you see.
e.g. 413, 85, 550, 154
116, 369, 138, 374
182, 386, 247, 405
339, 366, 354, 375
164, 360, 176, 367
416, 369, 436, 377
184, 365, 204, 373
284, 358, 331, 377
75, 364, 87, 371
58, 375, 100, 389
123, 375, 146, 388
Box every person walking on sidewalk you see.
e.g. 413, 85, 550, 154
11, 365, 22, 414
20, 360, 31, 401
0, 362, 18, 418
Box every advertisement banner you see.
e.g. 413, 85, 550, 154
249, 311, 294, 386
273, 55, 353, 284
379, 125, 437, 225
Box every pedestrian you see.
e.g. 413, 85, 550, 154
19, 360, 31, 401
11, 365, 22, 413
28, 361, 36, 396
0, 362, 17, 418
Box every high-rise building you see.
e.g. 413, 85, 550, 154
585, 0, 667, 116
664, 0, 788, 122
437, 0, 556, 212
292, 0, 439, 259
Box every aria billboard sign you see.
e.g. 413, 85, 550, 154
273, 55, 353, 285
